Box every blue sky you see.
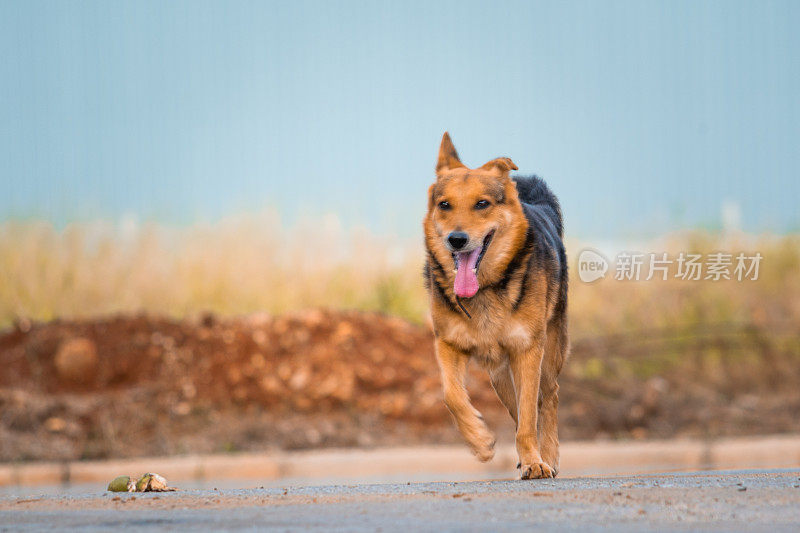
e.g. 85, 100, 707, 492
1, 0, 798, 238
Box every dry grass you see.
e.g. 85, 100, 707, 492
570, 232, 800, 341
0, 214, 427, 327
1, 215, 799, 341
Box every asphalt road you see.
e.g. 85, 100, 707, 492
2, 469, 799, 532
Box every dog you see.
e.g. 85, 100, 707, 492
423, 132, 568, 479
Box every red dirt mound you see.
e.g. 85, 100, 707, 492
1, 310, 491, 461
1, 310, 798, 461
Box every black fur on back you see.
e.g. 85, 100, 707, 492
512, 175, 568, 321
512, 175, 564, 238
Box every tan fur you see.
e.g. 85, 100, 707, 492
424, 132, 567, 479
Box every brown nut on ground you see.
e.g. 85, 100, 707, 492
136, 473, 176, 492
107, 476, 136, 492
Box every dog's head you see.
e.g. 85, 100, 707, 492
424, 132, 528, 299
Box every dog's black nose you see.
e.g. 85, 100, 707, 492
447, 231, 469, 250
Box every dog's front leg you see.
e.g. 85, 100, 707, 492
510, 337, 554, 479
435, 338, 495, 462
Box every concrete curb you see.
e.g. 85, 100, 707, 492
1, 434, 799, 487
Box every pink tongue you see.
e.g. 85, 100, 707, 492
454, 248, 482, 298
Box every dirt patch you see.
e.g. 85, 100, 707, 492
1, 310, 799, 461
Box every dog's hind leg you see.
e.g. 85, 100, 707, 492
490, 363, 518, 425
436, 339, 496, 462
538, 316, 567, 476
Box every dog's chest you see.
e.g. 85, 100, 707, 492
440, 311, 534, 366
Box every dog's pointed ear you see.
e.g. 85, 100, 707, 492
480, 157, 518, 174
436, 132, 465, 172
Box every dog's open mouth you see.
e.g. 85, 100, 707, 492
452, 231, 494, 298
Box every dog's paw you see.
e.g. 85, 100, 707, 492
473, 444, 495, 462
469, 430, 496, 462
519, 461, 555, 480
533, 461, 559, 478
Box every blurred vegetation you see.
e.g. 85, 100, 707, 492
569, 232, 800, 343
0, 214, 428, 328
1, 216, 799, 343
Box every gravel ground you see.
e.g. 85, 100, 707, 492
1, 469, 799, 531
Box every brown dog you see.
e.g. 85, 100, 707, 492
423, 132, 568, 479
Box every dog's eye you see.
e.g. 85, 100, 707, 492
438, 201, 451, 210
474, 200, 491, 210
